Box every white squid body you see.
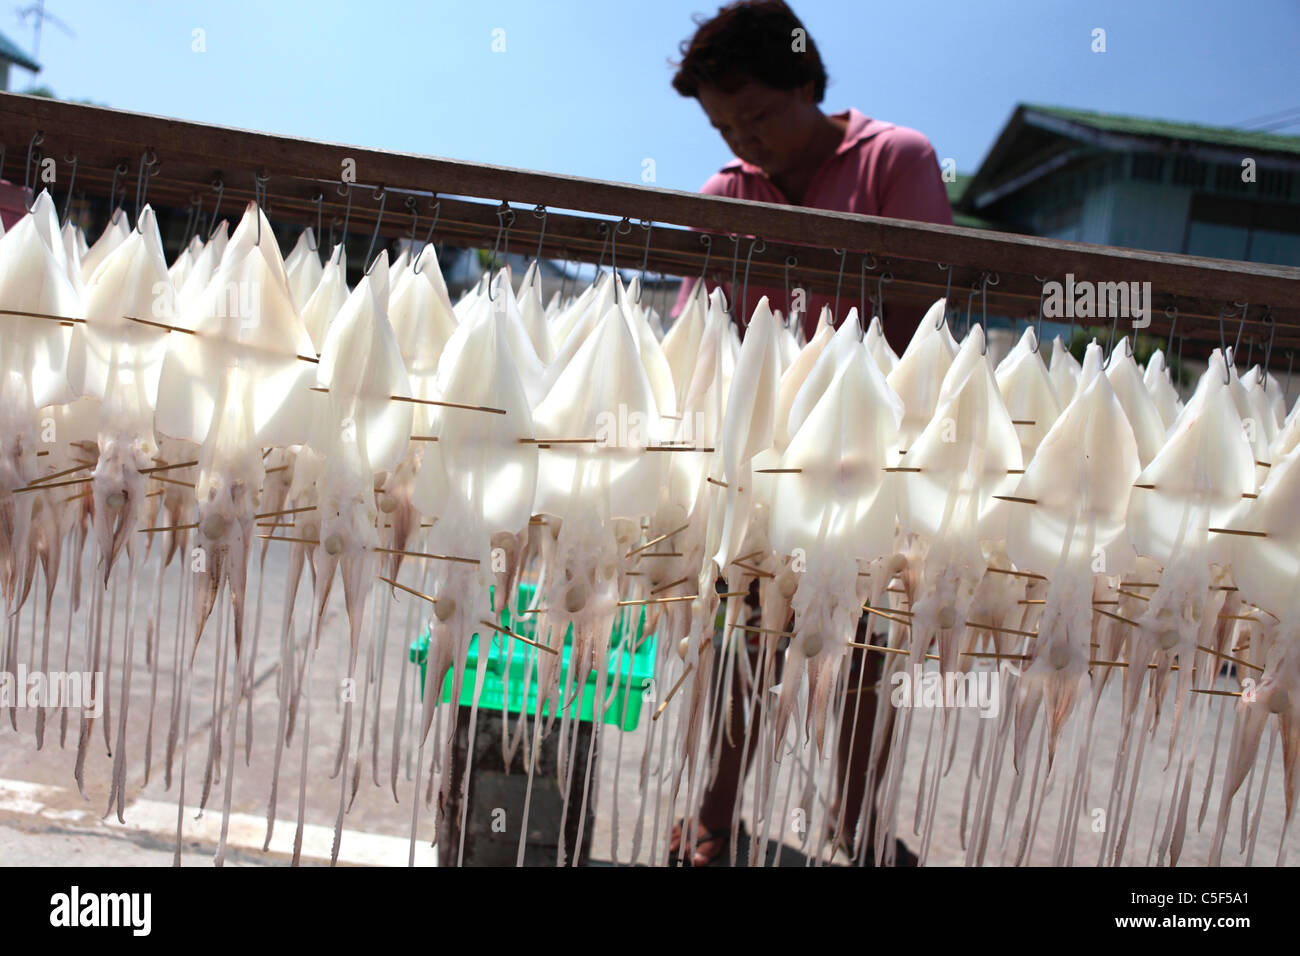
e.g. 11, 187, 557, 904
901, 324, 1022, 678
67, 204, 172, 582
887, 299, 956, 456
0, 191, 79, 604
768, 314, 902, 754
1122, 350, 1256, 754
1217, 431, 1300, 861
156, 202, 316, 657
1007, 342, 1139, 769
306, 250, 412, 664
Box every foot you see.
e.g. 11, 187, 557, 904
668, 819, 732, 866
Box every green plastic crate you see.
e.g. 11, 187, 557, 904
408, 583, 657, 732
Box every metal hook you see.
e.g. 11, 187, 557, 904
1216, 303, 1232, 384
335, 181, 354, 252
532, 204, 549, 263
1031, 275, 1048, 353
1258, 314, 1275, 390
1285, 349, 1295, 400
1101, 309, 1121, 370
485, 203, 515, 301
832, 248, 848, 323
610, 217, 632, 305
739, 237, 765, 325
134, 149, 159, 230
305, 192, 324, 251
207, 177, 225, 238
1232, 302, 1250, 361
59, 153, 78, 228
783, 255, 798, 320
412, 196, 441, 275
404, 194, 419, 247
858, 254, 874, 325
978, 273, 994, 356
697, 233, 713, 286
363, 186, 388, 275
636, 219, 653, 304
964, 282, 979, 343
252, 169, 270, 243
936, 263, 953, 330
726, 232, 740, 297
23, 131, 44, 212
1164, 305, 1178, 358
874, 271, 892, 325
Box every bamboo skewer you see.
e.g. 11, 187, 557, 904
375, 545, 479, 566
15, 475, 94, 493
627, 522, 690, 558
25, 460, 96, 486
732, 561, 773, 579
140, 522, 199, 534
141, 459, 199, 474
378, 575, 438, 605
477, 619, 559, 656
255, 505, 316, 519
653, 663, 694, 721
310, 385, 506, 415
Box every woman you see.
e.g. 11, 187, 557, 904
667, 0, 949, 866
669, 0, 952, 349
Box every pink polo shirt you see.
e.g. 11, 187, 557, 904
671, 108, 952, 347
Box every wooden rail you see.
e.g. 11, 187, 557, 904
2, 91, 1297, 355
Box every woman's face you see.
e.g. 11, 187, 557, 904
696, 79, 819, 178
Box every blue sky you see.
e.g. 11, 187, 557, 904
9, 0, 1299, 192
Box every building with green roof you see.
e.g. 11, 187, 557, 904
950, 103, 1300, 266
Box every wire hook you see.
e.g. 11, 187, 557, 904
23, 131, 44, 213
252, 169, 270, 243
740, 237, 765, 325
134, 149, 159, 230
412, 196, 441, 275
636, 219, 653, 304
485, 203, 515, 302
610, 217, 632, 305
936, 263, 953, 330
858, 254, 873, 325
697, 233, 714, 286
875, 271, 892, 325
363, 186, 388, 275
1257, 313, 1275, 389
532, 204, 549, 263
1216, 303, 1232, 384
832, 248, 848, 324
1164, 304, 1178, 359
1030, 275, 1049, 353
306, 192, 324, 251
59, 153, 78, 228
783, 255, 798, 321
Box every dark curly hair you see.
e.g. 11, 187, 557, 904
671, 0, 827, 102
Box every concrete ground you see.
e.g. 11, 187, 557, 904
0, 546, 1292, 867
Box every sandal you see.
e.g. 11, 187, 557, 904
669, 819, 740, 866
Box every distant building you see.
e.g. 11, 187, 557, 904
951, 104, 1300, 267
0, 29, 39, 92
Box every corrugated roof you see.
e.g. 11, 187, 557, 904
1023, 103, 1300, 157
0, 30, 40, 73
